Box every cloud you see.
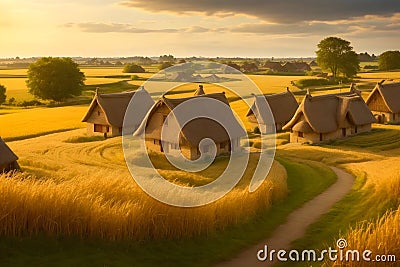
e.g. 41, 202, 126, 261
118, 0, 400, 23
65, 22, 181, 33
65, 13, 400, 38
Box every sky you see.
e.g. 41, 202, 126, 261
1, 0, 400, 58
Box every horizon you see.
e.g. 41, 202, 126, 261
1, 0, 399, 58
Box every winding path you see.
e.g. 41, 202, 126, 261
216, 166, 354, 267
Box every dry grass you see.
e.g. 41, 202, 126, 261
0, 156, 287, 241
336, 207, 400, 266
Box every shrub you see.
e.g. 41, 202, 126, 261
123, 64, 145, 73
295, 78, 337, 89
17, 100, 44, 107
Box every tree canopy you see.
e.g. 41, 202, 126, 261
378, 51, 400, 71
160, 62, 174, 70
27, 57, 85, 102
122, 63, 145, 73
0, 84, 6, 105
316, 37, 359, 79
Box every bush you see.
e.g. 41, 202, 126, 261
160, 62, 173, 70
123, 64, 145, 73
17, 100, 44, 107
295, 78, 337, 89
364, 65, 379, 70
131, 75, 139, 80
254, 126, 261, 134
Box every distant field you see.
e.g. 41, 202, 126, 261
0, 106, 87, 141
0, 78, 33, 101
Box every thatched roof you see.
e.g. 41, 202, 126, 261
0, 138, 18, 166
135, 89, 246, 146
264, 62, 283, 72
283, 86, 376, 133
294, 62, 312, 71
246, 88, 299, 125
82, 87, 154, 127
366, 81, 400, 113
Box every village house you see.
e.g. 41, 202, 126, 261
246, 88, 299, 133
283, 86, 376, 143
264, 61, 284, 72
0, 138, 19, 173
366, 81, 400, 123
82, 87, 154, 137
134, 86, 246, 160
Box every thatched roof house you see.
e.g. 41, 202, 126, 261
283, 86, 376, 143
281, 62, 311, 72
82, 87, 154, 137
0, 138, 19, 173
366, 81, 400, 123
294, 62, 312, 72
246, 88, 299, 133
264, 62, 284, 72
135, 85, 246, 160
309, 60, 318, 67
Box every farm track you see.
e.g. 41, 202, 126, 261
216, 166, 355, 267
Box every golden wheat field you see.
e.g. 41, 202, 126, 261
0, 106, 87, 140
1, 129, 287, 240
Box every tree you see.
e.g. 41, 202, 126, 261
160, 62, 173, 70
0, 84, 6, 105
241, 62, 258, 73
123, 63, 145, 73
27, 57, 85, 102
316, 37, 359, 79
378, 51, 400, 71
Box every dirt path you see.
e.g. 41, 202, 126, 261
215, 166, 354, 267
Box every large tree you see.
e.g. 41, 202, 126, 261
316, 37, 359, 79
0, 84, 6, 105
27, 57, 85, 102
378, 51, 400, 71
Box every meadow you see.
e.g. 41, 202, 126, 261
1, 65, 400, 265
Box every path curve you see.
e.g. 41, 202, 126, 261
216, 166, 354, 267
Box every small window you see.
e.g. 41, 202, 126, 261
97, 110, 101, 116
355, 126, 358, 134
298, 132, 303, 138
220, 143, 225, 149
342, 128, 346, 137
319, 133, 323, 141
106, 126, 110, 132
153, 139, 157, 144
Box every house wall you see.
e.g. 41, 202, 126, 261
290, 124, 372, 144
372, 111, 400, 124
85, 105, 108, 125
86, 123, 121, 137
0, 161, 19, 173
367, 92, 390, 113
145, 138, 238, 160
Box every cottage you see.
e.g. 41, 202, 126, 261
135, 86, 246, 160
264, 62, 284, 72
82, 87, 154, 137
283, 86, 376, 143
246, 88, 299, 133
0, 138, 19, 173
366, 81, 400, 123
309, 60, 318, 67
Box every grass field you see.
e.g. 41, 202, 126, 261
0, 150, 335, 266
275, 124, 400, 266
0, 106, 87, 141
